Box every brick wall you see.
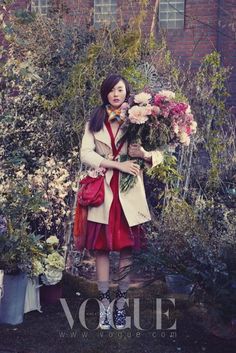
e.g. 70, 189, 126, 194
156, 0, 218, 65
59, 0, 94, 27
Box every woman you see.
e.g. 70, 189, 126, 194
77, 74, 159, 329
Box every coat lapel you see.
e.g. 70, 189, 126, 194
93, 125, 111, 148
94, 123, 127, 149
115, 125, 127, 146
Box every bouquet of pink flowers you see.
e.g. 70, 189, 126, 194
119, 90, 197, 192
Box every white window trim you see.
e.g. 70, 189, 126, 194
31, 0, 50, 16
94, 0, 117, 27
159, 0, 185, 29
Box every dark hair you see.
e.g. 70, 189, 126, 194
89, 74, 130, 132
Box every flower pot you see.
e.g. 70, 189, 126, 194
165, 274, 194, 295
40, 281, 62, 305
0, 271, 28, 325
24, 277, 42, 314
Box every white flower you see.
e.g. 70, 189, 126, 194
39, 206, 48, 213
46, 235, 59, 246
179, 131, 191, 146
134, 92, 152, 105
46, 252, 65, 270
158, 90, 175, 99
41, 268, 63, 285
190, 120, 197, 133
152, 151, 164, 166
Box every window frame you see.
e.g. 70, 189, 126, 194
159, 0, 185, 30
31, 0, 50, 16
94, 0, 117, 28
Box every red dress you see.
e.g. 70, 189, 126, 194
79, 120, 146, 251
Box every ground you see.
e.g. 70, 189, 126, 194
0, 273, 236, 353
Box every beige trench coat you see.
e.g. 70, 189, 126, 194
80, 122, 161, 227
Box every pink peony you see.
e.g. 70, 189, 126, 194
153, 94, 166, 107
169, 102, 188, 116
151, 105, 160, 116
144, 104, 153, 115
186, 126, 191, 135
160, 106, 170, 118
128, 106, 149, 124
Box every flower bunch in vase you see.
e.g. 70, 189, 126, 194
33, 235, 65, 286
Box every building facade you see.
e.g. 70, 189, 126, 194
3, 0, 236, 111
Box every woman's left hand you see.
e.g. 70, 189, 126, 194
128, 143, 146, 159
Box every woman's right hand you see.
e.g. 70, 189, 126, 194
117, 160, 140, 176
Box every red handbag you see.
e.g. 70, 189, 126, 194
77, 174, 105, 207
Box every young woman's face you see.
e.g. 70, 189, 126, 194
107, 80, 127, 109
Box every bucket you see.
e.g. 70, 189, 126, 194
0, 272, 28, 325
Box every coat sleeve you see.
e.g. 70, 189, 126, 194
80, 123, 105, 169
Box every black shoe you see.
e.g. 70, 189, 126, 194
114, 288, 127, 329
98, 290, 112, 330
114, 305, 126, 329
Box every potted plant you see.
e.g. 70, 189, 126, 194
38, 235, 65, 305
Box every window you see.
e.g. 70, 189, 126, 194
159, 0, 185, 29
31, 0, 50, 16
94, 0, 117, 28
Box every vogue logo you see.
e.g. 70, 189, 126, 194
60, 298, 177, 330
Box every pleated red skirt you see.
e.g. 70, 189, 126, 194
85, 169, 146, 251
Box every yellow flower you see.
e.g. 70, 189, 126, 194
32, 259, 44, 276
46, 252, 65, 270
46, 235, 59, 246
